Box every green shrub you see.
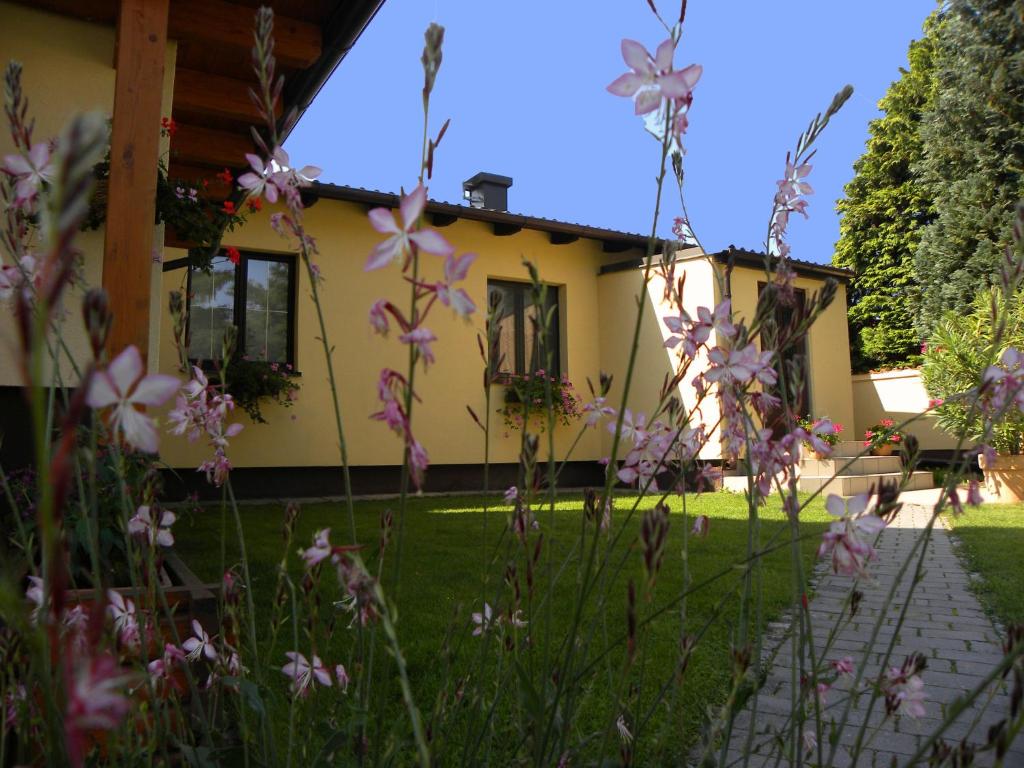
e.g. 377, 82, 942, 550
921, 287, 1024, 453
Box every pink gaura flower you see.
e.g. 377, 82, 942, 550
64, 653, 133, 767
966, 479, 983, 506
504, 486, 518, 503
582, 396, 616, 428
606, 38, 702, 116
25, 575, 44, 625
471, 603, 494, 636
691, 514, 710, 538
2, 142, 55, 207
335, 664, 350, 692
302, 528, 334, 568
182, 619, 217, 662
281, 651, 332, 697
435, 252, 476, 317
832, 656, 855, 677
369, 299, 390, 335
127, 505, 176, 547
705, 344, 776, 386
0, 255, 37, 301
399, 327, 437, 368
106, 590, 140, 648
237, 153, 279, 204
87, 346, 179, 453
817, 493, 887, 578
365, 184, 454, 271
884, 664, 927, 719
408, 439, 429, 489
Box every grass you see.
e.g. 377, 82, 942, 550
947, 503, 1024, 627
173, 490, 831, 763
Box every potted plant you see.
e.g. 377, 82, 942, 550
863, 419, 905, 456
498, 370, 581, 432
922, 286, 1024, 501
797, 416, 843, 458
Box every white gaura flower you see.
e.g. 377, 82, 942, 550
128, 505, 176, 547
86, 346, 179, 453
281, 651, 332, 697
182, 619, 217, 662
471, 603, 493, 636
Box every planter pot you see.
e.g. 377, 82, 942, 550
978, 452, 1024, 503
871, 443, 895, 456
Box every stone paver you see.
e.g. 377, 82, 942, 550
724, 503, 1024, 767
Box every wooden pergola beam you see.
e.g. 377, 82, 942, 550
168, 0, 321, 69
173, 68, 280, 125
170, 123, 256, 169
102, 0, 169, 364
23, 0, 321, 69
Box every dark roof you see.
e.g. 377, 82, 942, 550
308, 182, 651, 253
711, 246, 852, 283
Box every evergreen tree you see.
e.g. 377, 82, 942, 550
834, 14, 938, 372
914, 0, 1024, 335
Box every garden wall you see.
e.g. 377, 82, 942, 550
851, 368, 958, 451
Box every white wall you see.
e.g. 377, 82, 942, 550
851, 368, 958, 451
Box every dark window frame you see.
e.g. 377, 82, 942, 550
185, 250, 298, 367
487, 279, 562, 379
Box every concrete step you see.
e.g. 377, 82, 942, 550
797, 470, 934, 497
831, 440, 876, 457
800, 455, 902, 477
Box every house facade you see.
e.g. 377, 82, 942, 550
154, 183, 856, 496
0, 1, 857, 497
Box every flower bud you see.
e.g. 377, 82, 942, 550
82, 287, 111, 358
222, 324, 238, 361
421, 23, 445, 99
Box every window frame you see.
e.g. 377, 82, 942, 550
487, 278, 562, 380
186, 250, 298, 367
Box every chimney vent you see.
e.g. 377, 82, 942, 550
462, 172, 513, 211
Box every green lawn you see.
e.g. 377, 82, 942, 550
174, 491, 829, 762
947, 503, 1024, 626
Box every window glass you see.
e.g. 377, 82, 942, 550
487, 280, 560, 377
488, 282, 518, 375
187, 253, 294, 365
188, 257, 235, 361
244, 259, 291, 362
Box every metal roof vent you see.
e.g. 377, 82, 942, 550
462, 172, 513, 211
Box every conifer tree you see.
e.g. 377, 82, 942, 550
833, 14, 938, 372
914, 0, 1024, 334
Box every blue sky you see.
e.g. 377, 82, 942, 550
287, 1, 937, 265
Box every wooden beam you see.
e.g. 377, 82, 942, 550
493, 222, 522, 237
102, 0, 169, 364
173, 68, 280, 125
168, 0, 321, 69
12, 0, 321, 68
170, 123, 254, 168
549, 232, 579, 245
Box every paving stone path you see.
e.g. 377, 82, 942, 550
724, 502, 1024, 767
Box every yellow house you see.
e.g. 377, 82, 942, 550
0, 1, 857, 498
153, 179, 855, 496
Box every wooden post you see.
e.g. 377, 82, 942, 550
102, 0, 170, 364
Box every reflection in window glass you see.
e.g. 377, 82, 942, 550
488, 282, 517, 374
188, 257, 235, 361
244, 259, 291, 362
486, 280, 560, 377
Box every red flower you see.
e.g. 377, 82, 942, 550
216, 168, 233, 185
225, 246, 241, 265
247, 197, 263, 213
160, 116, 178, 137
221, 200, 236, 215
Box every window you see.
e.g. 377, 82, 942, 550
757, 282, 810, 434
487, 279, 561, 377
188, 252, 296, 364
